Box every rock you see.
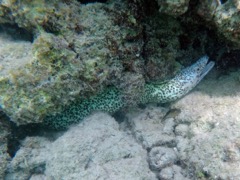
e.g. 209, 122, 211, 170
29, 174, 47, 180
175, 136, 191, 161
143, 14, 182, 82
157, 0, 190, 16
0, 0, 82, 32
126, 106, 176, 148
197, 0, 240, 47
163, 118, 175, 135
45, 112, 156, 179
5, 137, 50, 180
0, 114, 11, 179
0, 1, 144, 125
0, 32, 32, 77
118, 72, 145, 107
148, 147, 178, 170
175, 124, 189, 137
172, 70, 240, 179
5, 69, 240, 179
5, 112, 156, 179
159, 165, 189, 180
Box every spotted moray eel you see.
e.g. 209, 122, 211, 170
43, 55, 215, 130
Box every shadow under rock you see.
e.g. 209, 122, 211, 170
0, 23, 34, 42
193, 66, 240, 98
5, 116, 63, 158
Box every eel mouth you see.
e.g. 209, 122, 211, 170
198, 61, 215, 83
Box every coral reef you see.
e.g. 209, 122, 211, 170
143, 14, 182, 82
0, 0, 147, 125
157, 0, 190, 16
4, 68, 240, 179
0, 0, 199, 127
197, 0, 240, 47
0, 0, 238, 129
0, 0, 239, 179
0, 115, 11, 179
0, 0, 82, 33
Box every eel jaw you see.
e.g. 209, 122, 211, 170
197, 60, 215, 84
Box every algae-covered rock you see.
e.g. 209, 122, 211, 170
0, 32, 82, 124
0, 32, 33, 76
0, 118, 11, 179
5, 136, 50, 179
197, 0, 240, 47
0, 0, 212, 127
143, 15, 182, 82
0, 1, 147, 125
0, 0, 82, 33
157, 0, 190, 16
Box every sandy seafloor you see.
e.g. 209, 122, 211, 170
1, 31, 240, 179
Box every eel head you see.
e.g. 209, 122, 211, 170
175, 55, 215, 91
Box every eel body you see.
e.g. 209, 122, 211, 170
43, 55, 215, 129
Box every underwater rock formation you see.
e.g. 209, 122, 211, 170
0, 0, 199, 126
0, 0, 238, 129
0, 116, 11, 179
5, 113, 156, 179
0, 0, 81, 33
5, 136, 51, 179
0, 0, 149, 125
0, 0, 239, 179
172, 70, 240, 179
157, 0, 190, 16
197, 0, 240, 47
4, 69, 240, 179
143, 14, 182, 82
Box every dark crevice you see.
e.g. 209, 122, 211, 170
215, 50, 240, 71
0, 23, 34, 42
221, 0, 228, 4
7, 123, 40, 158
113, 111, 126, 124
0, 112, 19, 158
7, 121, 62, 158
